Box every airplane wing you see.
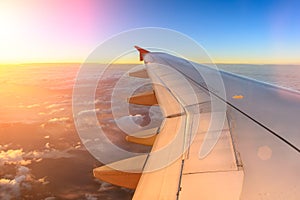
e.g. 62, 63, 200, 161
94, 46, 300, 199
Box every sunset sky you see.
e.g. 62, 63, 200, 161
0, 0, 299, 64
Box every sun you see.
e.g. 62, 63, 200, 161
0, 1, 26, 63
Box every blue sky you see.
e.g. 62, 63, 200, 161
105, 0, 300, 63
0, 0, 299, 64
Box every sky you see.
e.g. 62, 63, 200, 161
0, 0, 299, 64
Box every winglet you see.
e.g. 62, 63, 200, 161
134, 46, 150, 61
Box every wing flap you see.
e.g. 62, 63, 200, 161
128, 90, 158, 106
179, 170, 244, 200
133, 116, 186, 199
93, 155, 147, 189
129, 68, 149, 78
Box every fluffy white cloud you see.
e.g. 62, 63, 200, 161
0, 146, 76, 199
0, 147, 75, 172
85, 194, 97, 200
26, 148, 75, 160
0, 166, 31, 200
0, 149, 31, 166
17, 166, 30, 175
98, 182, 115, 192
114, 114, 144, 133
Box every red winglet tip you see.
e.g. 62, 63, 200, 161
134, 46, 150, 61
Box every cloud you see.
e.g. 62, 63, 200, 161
75, 109, 102, 129
0, 148, 71, 167
45, 143, 51, 149
48, 117, 69, 123
113, 114, 145, 133
46, 104, 59, 109
72, 99, 103, 106
0, 178, 19, 200
48, 108, 65, 115
26, 148, 75, 160
0, 144, 10, 151
0, 149, 31, 166
85, 194, 98, 200
0, 147, 76, 169
40, 117, 72, 129
17, 166, 30, 175
0, 147, 76, 199
149, 106, 163, 122
0, 166, 31, 200
77, 108, 100, 116
26, 104, 40, 109
38, 177, 50, 185
98, 182, 115, 192
41, 149, 75, 159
